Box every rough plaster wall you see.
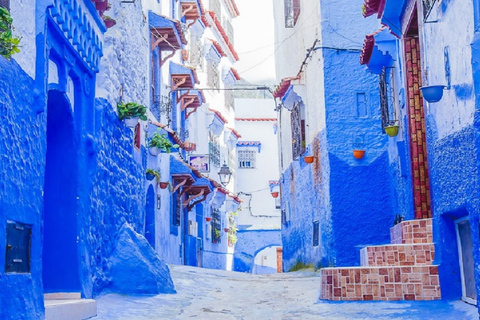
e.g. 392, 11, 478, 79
422, 0, 475, 139
96, 0, 150, 107
87, 99, 146, 296
10, 0, 36, 78
233, 230, 282, 273
0, 58, 44, 319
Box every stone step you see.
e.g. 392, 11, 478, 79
360, 243, 435, 267
44, 292, 81, 300
319, 265, 441, 301
45, 299, 97, 320
390, 218, 433, 244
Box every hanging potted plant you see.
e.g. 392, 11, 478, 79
271, 191, 279, 198
224, 228, 230, 233
304, 155, 314, 163
353, 137, 365, 159
148, 130, 179, 156
145, 168, 159, 181
117, 102, 147, 128
384, 121, 399, 137
206, 217, 212, 222
420, 85, 446, 103
159, 181, 169, 189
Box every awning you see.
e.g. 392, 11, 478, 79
224, 127, 241, 150
207, 108, 228, 136
362, 0, 386, 18
205, 11, 239, 61
360, 28, 396, 74
222, 67, 240, 86
183, 177, 214, 212
149, 12, 186, 51
170, 62, 199, 90
281, 84, 305, 111
273, 77, 297, 99
380, 0, 406, 38
180, 0, 203, 22
209, 188, 228, 209
204, 39, 225, 63
237, 141, 261, 153
269, 180, 279, 192
178, 89, 205, 119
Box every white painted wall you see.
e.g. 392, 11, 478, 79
253, 246, 280, 274
10, 0, 36, 78
421, 0, 475, 139
235, 98, 281, 228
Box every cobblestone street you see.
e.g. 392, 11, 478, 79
93, 265, 477, 320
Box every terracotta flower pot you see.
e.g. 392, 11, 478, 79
271, 191, 279, 198
206, 217, 212, 222
304, 156, 314, 163
159, 182, 169, 189
353, 150, 365, 159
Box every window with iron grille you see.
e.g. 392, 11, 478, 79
190, 36, 204, 70
379, 67, 396, 131
284, 0, 300, 28
209, 131, 221, 167
0, 0, 9, 10
211, 207, 221, 243
238, 150, 256, 169
134, 123, 141, 151
422, 0, 436, 19
160, 95, 173, 127
223, 18, 234, 46
313, 220, 319, 247
207, 60, 219, 89
210, 0, 221, 18
172, 192, 182, 226
291, 102, 305, 160
225, 88, 234, 111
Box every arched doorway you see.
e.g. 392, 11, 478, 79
253, 246, 282, 274
42, 89, 80, 292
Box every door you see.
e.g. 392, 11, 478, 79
455, 217, 477, 304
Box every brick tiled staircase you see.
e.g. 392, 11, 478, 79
319, 219, 441, 301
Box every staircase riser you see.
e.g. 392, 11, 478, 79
320, 266, 440, 301
360, 244, 435, 267
390, 219, 433, 244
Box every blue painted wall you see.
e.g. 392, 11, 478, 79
233, 229, 281, 273
0, 57, 45, 319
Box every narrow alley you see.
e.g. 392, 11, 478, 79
93, 265, 477, 320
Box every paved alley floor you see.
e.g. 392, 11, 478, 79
93, 265, 478, 320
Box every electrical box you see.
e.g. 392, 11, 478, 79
5, 220, 32, 273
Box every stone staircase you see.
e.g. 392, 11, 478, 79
320, 219, 441, 301
44, 293, 97, 320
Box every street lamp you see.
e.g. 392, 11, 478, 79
218, 163, 232, 187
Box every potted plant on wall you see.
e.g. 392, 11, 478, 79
0, 7, 21, 59
117, 102, 147, 127
145, 168, 160, 181
148, 130, 179, 156
384, 120, 399, 137
159, 181, 169, 189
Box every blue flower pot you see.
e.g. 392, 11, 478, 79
420, 85, 446, 103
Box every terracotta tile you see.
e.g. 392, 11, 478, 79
363, 294, 374, 301
404, 294, 415, 300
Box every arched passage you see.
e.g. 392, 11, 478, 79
253, 245, 283, 274
43, 89, 80, 292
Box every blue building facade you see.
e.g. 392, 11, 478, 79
1, 0, 243, 318
273, 0, 395, 272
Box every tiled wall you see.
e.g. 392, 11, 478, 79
320, 266, 441, 301
404, 36, 432, 219
360, 244, 434, 267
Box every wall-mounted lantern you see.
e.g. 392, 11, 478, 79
218, 163, 233, 187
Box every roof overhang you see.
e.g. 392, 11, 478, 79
170, 62, 199, 90
149, 12, 186, 51
360, 28, 396, 74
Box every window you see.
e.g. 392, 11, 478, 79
228, 149, 235, 175
134, 123, 141, 150
207, 61, 219, 89
422, 0, 436, 20
189, 36, 204, 70
313, 221, 319, 247
356, 93, 367, 118
210, 0, 221, 18
223, 17, 234, 45
225, 88, 234, 111
238, 150, 256, 169
211, 207, 221, 243
0, 0, 9, 10
172, 192, 182, 226
291, 102, 306, 160
284, 0, 300, 28
209, 131, 221, 167
275, 197, 281, 210
379, 67, 397, 131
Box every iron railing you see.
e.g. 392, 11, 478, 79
291, 102, 304, 160
211, 207, 221, 243
379, 67, 396, 130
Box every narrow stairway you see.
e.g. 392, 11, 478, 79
320, 219, 441, 301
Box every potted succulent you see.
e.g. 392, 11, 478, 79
117, 102, 147, 128
148, 130, 179, 156
145, 168, 159, 181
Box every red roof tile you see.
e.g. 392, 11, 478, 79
206, 11, 239, 61
230, 68, 241, 80
360, 27, 386, 65
273, 77, 298, 98
235, 118, 277, 122
227, 127, 242, 138
208, 38, 227, 57
209, 108, 229, 124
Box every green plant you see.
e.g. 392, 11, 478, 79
146, 168, 160, 180
0, 7, 21, 59
117, 102, 147, 121
149, 130, 179, 153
